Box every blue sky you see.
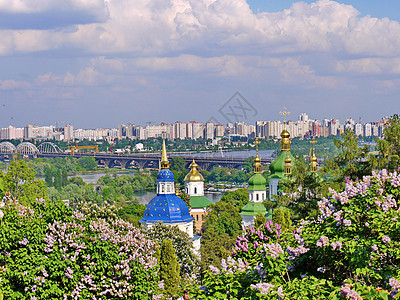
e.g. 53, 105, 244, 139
249, 0, 400, 21
1, 0, 400, 129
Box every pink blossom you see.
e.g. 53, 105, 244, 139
389, 278, 400, 290
339, 283, 362, 300
343, 219, 352, 227
382, 235, 391, 244
251, 282, 274, 295
316, 236, 329, 247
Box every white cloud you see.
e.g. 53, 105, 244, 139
0, 79, 30, 90
0, 0, 399, 61
336, 58, 400, 75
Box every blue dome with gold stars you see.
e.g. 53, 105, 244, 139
157, 169, 175, 182
140, 137, 194, 225
141, 194, 193, 224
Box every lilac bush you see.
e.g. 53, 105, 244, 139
298, 169, 400, 287
0, 193, 161, 299
197, 169, 400, 299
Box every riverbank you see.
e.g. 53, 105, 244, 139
67, 168, 135, 176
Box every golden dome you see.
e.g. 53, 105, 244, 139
284, 154, 292, 164
281, 129, 290, 139
253, 155, 262, 173
280, 129, 291, 151
184, 159, 204, 182
311, 154, 317, 162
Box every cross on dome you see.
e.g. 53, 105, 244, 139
280, 107, 291, 126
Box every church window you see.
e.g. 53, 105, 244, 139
256, 194, 259, 201
262, 193, 265, 200
194, 187, 197, 194
196, 215, 199, 221
161, 185, 164, 192
167, 185, 170, 192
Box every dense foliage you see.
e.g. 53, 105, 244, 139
197, 169, 400, 299
0, 196, 162, 299
146, 222, 200, 283
374, 114, 400, 171
324, 128, 372, 185
47, 172, 156, 207
0, 159, 47, 204
220, 188, 249, 209
159, 239, 181, 298
200, 199, 243, 272
275, 156, 326, 220
24, 156, 99, 176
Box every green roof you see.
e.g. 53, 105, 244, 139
248, 173, 267, 191
240, 202, 267, 216
268, 151, 295, 179
190, 196, 213, 209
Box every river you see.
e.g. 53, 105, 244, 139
65, 172, 223, 205
55, 149, 275, 204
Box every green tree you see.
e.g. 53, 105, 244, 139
272, 207, 292, 232
147, 222, 200, 282
275, 156, 326, 220
201, 201, 242, 271
77, 156, 97, 171
53, 169, 62, 190
220, 188, 249, 209
44, 167, 53, 187
323, 128, 371, 184
1, 158, 47, 203
254, 212, 267, 228
62, 169, 68, 187
178, 190, 191, 209
159, 239, 181, 297
68, 176, 86, 186
243, 156, 255, 173
170, 157, 186, 184
373, 114, 400, 171
117, 203, 146, 227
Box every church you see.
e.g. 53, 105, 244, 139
140, 138, 194, 237
184, 159, 213, 234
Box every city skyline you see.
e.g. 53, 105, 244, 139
0, 112, 387, 142
1, 0, 400, 128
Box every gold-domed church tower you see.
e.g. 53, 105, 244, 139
268, 108, 295, 200
184, 159, 212, 234
241, 137, 268, 228
310, 138, 318, 173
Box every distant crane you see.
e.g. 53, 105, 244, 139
109, 137, 117, 153
70, 145, 99, 156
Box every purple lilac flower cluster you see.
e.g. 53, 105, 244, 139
339, 283, 362, 300
316, 236, 329, 247
250, 282, 274, 295
382, 235, 391, 244
209, 257, 250, 275
4, 195, 159, 299
330, 241, 343, 250
3, 194, 35, 218
232, 221, 282, 256
389, 278, 400, 298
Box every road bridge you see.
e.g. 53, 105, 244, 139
0, 141, 275, 171
37, 152, 274, 171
